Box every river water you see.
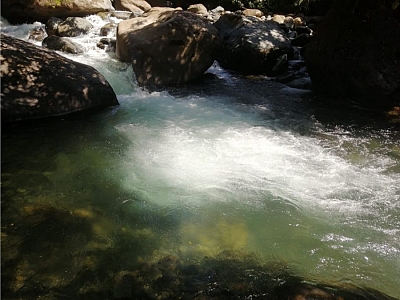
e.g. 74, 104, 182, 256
1, 15, 400, 299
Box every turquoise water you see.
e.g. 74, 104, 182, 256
2, 72, 399, 298
1, 16, 400, 299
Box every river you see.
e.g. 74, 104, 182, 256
1, 15, 400, 299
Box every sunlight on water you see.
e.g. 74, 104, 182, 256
2, 14, 400, 299
116, 93, 399, 214
113, 90, 400, 297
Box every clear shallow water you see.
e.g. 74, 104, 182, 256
1, 15, 400, 299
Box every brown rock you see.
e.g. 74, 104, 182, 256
2, 0, 113, 24
1, 34, 118, 122
56, 17, 93, 37
242, 9, 263, 18
187, 3, 208, 15
293, 17, 304, 27
113, 0, 151, 13
116, 9, 221, 86
272, 14, 286, 24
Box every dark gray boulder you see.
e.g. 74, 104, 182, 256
214, 13, 293, 75
42, 35, 85, 54
1, 34, 118, 122
45, 17, 64, 36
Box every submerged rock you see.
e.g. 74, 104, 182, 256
1, 34, 118, 122
286, 77, 313, 90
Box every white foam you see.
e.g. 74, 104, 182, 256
116, 94, 400, 221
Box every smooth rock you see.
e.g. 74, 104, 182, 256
116, 9, 221, 86
113, 0, 151, 13
57, 17, 93, 37
42, 35, 85, 54
1, 34, 118, 122
187, 4, 208, 15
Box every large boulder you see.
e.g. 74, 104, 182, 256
0, 34, 118, 122
304, 0, 400, 108
1, 0, 113, 24
116, 7, 181, 61
116, 9, 222, 86
214, 13, 293, 75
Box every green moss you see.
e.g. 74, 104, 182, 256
45, 0, 69, 8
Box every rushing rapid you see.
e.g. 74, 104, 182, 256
1, 14, 399, 298
111, 87, 400, 296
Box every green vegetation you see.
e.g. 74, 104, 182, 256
45, 0, 70, 8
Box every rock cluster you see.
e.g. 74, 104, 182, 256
3, 0, 317, 87
2, 0, 397, 121
114, 5, 312, 86
1, 1, 318, 121
42, 16, 96, 53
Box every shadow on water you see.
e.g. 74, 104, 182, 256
161, 70, 400, 142
2, 74, 399, 299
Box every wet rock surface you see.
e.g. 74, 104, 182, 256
42, 35, 84, 54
